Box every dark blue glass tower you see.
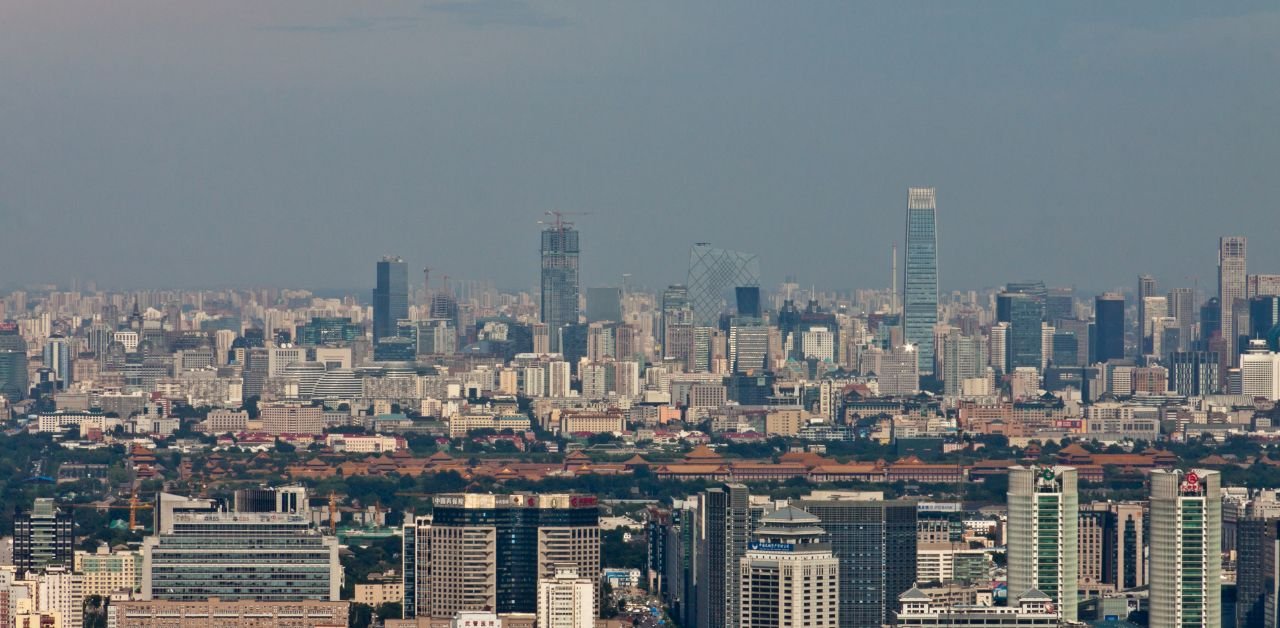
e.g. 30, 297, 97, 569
904, 187, 938, 375
1094, 293, 1126, 363
373, 257, 409, 344
1005, 292, 1042, 369
541, 222, 581, 352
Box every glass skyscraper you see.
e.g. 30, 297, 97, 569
798, 497, 917, 628
1004, 292, 1043, 370
0, 323, 29, 401
1094, 293, 1126, 363
687, 243, 760, 328
541, 222, 581, 352
373, 256, 409, 345
903, 187, 938, 375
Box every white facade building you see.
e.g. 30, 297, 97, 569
1150, 469, 1221, 628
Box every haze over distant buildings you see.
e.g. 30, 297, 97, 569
2, 2, 1279, 292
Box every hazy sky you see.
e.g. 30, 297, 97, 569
2, 1, 1278, 295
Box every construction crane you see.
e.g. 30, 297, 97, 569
538, 210, 591, 232
64, 492, 154, 532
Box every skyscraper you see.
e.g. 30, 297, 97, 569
541, 220, 581, 352
1008, 466, 1078, 623
687, 244, 760, 328
0, 322, 29, 401
903, 187, 939, 376
1150, 469, 1221, 628
738, 507, 839, 628
538, 565, 595, 628
798, 497, 917, 628
1169, 288, 1196, 351
728, 319, 769, 375
585, 287, 622, 323
1094, 293, 1126, 363
372, 256, 408, 345
1249, 296, 1280, 349
1220, 236, 1248, 345
1078, 501, 1146, 592
661, 291, 693, 367
696, 484, 751, 628
42, 335, 72, 388
410, 493, 600, 618
14, 498, 74, 575
942, 331, 985, 396
1168, 350, 1221, 397
1138, 274, 1157, 338
1004, 293, 1043, 370
141, 505, 341, 602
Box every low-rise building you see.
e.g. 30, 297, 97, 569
112, 599, 349, 627
325, 434, 405, 454
354, 582, 404, 607
75, 547, 142, 597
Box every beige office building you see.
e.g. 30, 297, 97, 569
112, 599, 349, 627
410, 494, 599, 619
75, 548, 142, 597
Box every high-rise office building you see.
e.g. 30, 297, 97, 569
373, 257, 409, 345
410, 493, 600, 619
1050, 330, 1079, 367
14, 498, 74, 575
1078, 502, 1146, 593
1008, 466, 1078, 623
0, 323, 29, 401
738, 507, 839, 628
541, 220, 581, 352
1202, 297, 1223, 341
1168, 351, 1222, 396
696, 484, 751, 628
989, 322, 1009, 375
1240, 341, 1280, 401
798, 496, 917, 628
1004, 293, 1043, 370
1221, 236, 1248, 345
538, 565, 595, 628
42, 335, 72, 388
141, 507, 341, 602
661, 285, 692, 353
735, 286, 762, 319
942, 331, 985, 396
1250, 296, 1280, 350
1138, 274, 1158, 337
1141, 295, 1169, 355
728, 319, 769, 375
1004, 281, 1048, 316
1046, 287, 1075, 323
903, 187, 939, 376
1234, 516, 1275, 628
585, 287, 623, 323
687, 244, 760, 328
1150, 469, 1221, 628
1094, 293, 1126, 363
1169, 288, 1197, 350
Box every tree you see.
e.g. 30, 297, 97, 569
83, 595, 108, 628
242, 396, 261, 419
374, 602, 402, 622
348, 603, 373, 628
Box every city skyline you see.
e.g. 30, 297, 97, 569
3, 3, 1279, 292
